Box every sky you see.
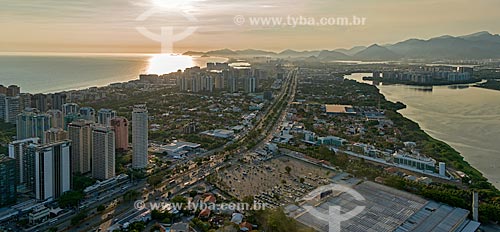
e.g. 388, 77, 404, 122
0, 0, 499, 53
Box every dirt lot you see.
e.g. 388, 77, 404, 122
215, 155, 336, 206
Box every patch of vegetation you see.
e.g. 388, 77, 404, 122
475, 79, 500, 91
70, 211, 87, 226
123, 190, 141, 202
73, 174, 96, 192
0, 121, 15, 154
252, 208, 315, 232
58, 191, 84, 208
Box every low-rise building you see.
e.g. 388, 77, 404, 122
325, 104, 357, 115
200, 129, 234, 139
29, 205, 50, 225
393, 151, 436, 172
317, 136, 347, 147
151, 141, 201, 157
171, 222, 190, 232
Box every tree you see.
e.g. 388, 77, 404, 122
71, 211, 87, 225
285, 166, 292, 174
479, 203, 500, 223
129, 221, 146, 232
72, 174, 96, 192
152, 209, 173, 222
150, 225, 161, 232
124, 190, 140, 202
254, 208, 314, 232
189, 190, 198, 198
58, 191, 84, 208
243, 195, 254, 203
191, 218, 211, 232
147, 174, 163, 187
97, 204, 106, 212
171, 195, 188, 205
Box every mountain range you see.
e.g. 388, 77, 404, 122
183, 31, 500, 61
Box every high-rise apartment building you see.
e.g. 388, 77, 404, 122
51, 93, 67, 111
63, 113, 81, 130
191, 75, 203, 93
4, 96, 20, 124
32, 94, 48, 112
0, 155, 17, 206
8, 138, 39, 192
92, 126, 115, 180
245, 77, 257, 93
225, 70, 238, 93
214, 75, 225, 90
0, 85, 7, 95
0, 94, 5, 120
7, 85, 20, 97
7, 85, 21, 97
19, 93, 32, 111
68, 120, 93, 174
132, 105, 148, 169
111, 117, 129, 151
62, 103, 79, 116
202, 76, 214, 92
16, 111, 51, 141
31, 140, 71, 200
177, 75, 189, 92
44, 128, 68, 144
79, 107, 96, 122
47, 109, 64, 129
97, 109, 117, 127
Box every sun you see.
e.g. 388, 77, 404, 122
152, 0, 194, 9
147, 54, 194, 75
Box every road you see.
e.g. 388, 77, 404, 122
53, 67, 299, 232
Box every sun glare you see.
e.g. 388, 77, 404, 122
147, 54, 194, 75
152, 0, 193, 9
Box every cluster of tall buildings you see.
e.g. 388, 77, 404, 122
376, 66, 474, 84
0, 86, 69, 125
0, 86, 149, 204
176, 64, 262, 94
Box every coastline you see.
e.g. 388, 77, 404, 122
0, 54, 228, 94
474, 79, 500, 92
365, 77, 481, 87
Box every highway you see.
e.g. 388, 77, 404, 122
52, 67, 299, 232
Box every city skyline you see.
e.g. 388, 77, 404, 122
1, 1, 500, 231
1, 0, 499, 53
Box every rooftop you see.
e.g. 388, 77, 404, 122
292, 181, 478, 232
200, 129, 235, 139
325, 104, 356, 114
157, 141, 201, 154
395, 201, 480, 232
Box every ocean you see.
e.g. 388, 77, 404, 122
0, 53, 227, 94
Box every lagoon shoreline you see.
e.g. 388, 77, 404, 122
346, 73, 500, 190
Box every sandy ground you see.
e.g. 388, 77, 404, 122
216, 155, 335, 205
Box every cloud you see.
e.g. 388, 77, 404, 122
0, 0, 499, 53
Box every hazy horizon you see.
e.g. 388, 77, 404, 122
1, 0, 500, 53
